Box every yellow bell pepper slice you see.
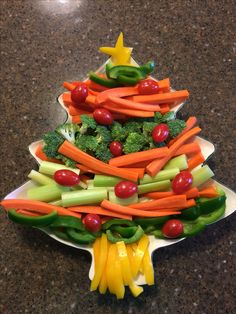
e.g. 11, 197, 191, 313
116, 241, 133, 285
99, 241, 110, 294
93, 237, 100, 270
126, 244, 136, 277
114, 245, 125, 299
90, 234, 108, 291
142, 246, 154, 286
132, 235, 149, 277
129, 282, 143, 297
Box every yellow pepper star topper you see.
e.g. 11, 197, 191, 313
99, 32, 133, 66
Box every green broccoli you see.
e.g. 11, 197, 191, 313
123, 121, 142, 134
79, 115, 97, 134
161, 112, 175, 122
95, 125, 111, 144
111, 121, 127, 142
42, 131, 64, 158
56, 123, 80, 143
142, 122, 157, 135
167, 119, 186, 138
95, 144, 112, 162
75, 135, 98, 152
123, 132, 144, 154
153, 112, 163, 124
55, 154, 77, 168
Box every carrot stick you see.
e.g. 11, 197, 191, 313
88, 89, 99, 96
159, 104, 170, 114
157, 78, 170, 91
108, 95, 161, 112
67, 206, 132, 220
1, 199, 82, 219
103, 103, 154, 118
17, 209, 41, 217
129, 195, 187, 210
109, 147, 169, 167
199, 186, 219, 198
185, 188, 199, 199
76, 164, 101, 175
72, 114, 94, 124
168, 117, 197, 146
124, 168, 145, 179
85, 94, 97, 107
144, 187, 199, 200
86, 80, 109, 92
101, 200, 181, 217
146, 127, 201, 176
131, 90, 189, 104
62, 93, 74, 107
120, 160, 152, 168
35, 145, 62, 164
96, 86, 139, 104
174, 142, 201, 156
71, 112, 127, 124
68, 106, 92, 116
58, 140, 139, 182
188, 152, 205, 170
63, 82, 76, 91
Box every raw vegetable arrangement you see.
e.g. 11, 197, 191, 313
1, 33, 234, 299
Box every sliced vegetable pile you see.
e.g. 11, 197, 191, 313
1, 33, 227, 299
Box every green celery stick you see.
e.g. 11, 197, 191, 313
140, 168, 179, 185
138, 180, 171, 194
164, 154, 188, 170
94, 175, 122, 187
39, 161, 80, 176
108, 191, 138, 206
27, 184, 69, 202
61, 188, 108, 207
28, 170, 55, 185
191, 165, 214, 187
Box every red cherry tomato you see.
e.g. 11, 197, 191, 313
54, 169, 80, 186
138, 79, 159, 95
114, 181, 138, 199
162, 219, 184, 238
83, 214, 101, 232
172, 170, 193, 194
71, 83, 88, 105
110, 141, 123, 156
93, 108, 113, 125
152, 123, 169, 143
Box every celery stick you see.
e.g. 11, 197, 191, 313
28, 170, 55, 186
27, 184, 69, 202
191, 165, 214, 187
94, 175, 122, 187
39, 161, 80, 176
108, 191, 138, 206
138, 180, 171, 194
78, 181, 87, 189
140, 168, 179, 185
49, 200, 62, 206
164, 154, 188, 170
61, 188, 108, 207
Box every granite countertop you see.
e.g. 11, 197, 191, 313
1, 1, 236, 313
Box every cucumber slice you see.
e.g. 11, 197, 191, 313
191, 165, 214, 188
94, 175, 122, 187
140, 168, 179, 185
39, 161, 80, 176
27, 184, 69, 202
28, 170, 55, 185
61, 188, 108, 207
164, 154, 188, 170
138, 180, 171, 194
108, 191, 138, 206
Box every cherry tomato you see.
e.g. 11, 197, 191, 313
172, 170, 193, 194
110, 141, 123, 156
162, 219, 184, 238
71, 83, 88, 105
114, 181, 138, 199
152, 123, 169, 143
54, 169, 80, 186
138, 79, 159, 95
93, 108, 113, 125
83, 214, 101, 232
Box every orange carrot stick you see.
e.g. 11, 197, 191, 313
131, 90, 189, 104
129, 195, 187, 210
17, 209, 41, 217
108, 95, 161, 112
72, 114, 94, 124
85, 94, 97, 107
1, 199, 82, 219
62, 92, 74, 107
188, 152, 205, 170
168, 116, 198, 146
76, 164, 101, 174
96, 86, 139, 104
35, 145, 62, 164
144, 187, 199, 200
159, 104, 170, 114
199, 186, 219, 198
67, 206, 132, 220
58, 140, 139, 182
109, 147, 169, 167
68, 106, 92, 116
63, 82, 76, 91
86, 80, 109, 92
146, 127, 201, 176
103, 103, 154, 118
174, 142, 201, 156
101, 200, 181, 217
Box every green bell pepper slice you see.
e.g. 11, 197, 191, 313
51, 227, 71, 241
89, 72, 121, 88
197, 204, 225, 225
179, 206, 201, 220
134, 216, 169, 228
197, 194, 226, 215
102, 218, 137, 231
106, 225, 144, 244
8, 209, 57, 227
66, 228, 96, 245
49, 215, 85, 231
182, 220, 206, 237
110, 225, 138, 238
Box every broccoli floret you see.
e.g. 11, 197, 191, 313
79, 115, 97, 134
56, 154, 77, 168
75, 135, 98, 152
56, 123, 80, 143
153, 112, 163, 124
95, 144, 112, 162
111, 121, 127, 142
123, 121, 142, 134
167, 119, 186, 138
123, 132, 144, 154
161, 112, 175, 122
142, 122, 157, 135
95, 125, 111, 144
43, 131, 64, 158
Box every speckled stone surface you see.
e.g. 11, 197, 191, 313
1, 1, 236, 313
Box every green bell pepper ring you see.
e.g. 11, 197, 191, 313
108, 65, 146, 80
197, 204, 225, 225
8, 209, 57, 227
50, 227, 71, 241
110, 225, 138, 238
66, 228, 96, 245
49, 215, 85, 231
179, 206, 201, 220
151, 229, 165, 239
182, 220, 206, 237
106, 225, 144, 244
102, 218, 137, 231
139, 61, 155, 75
116, 75, 140, 86
134, 216, 169, 228
89, 72, 121, 88
196, 195, 226, 215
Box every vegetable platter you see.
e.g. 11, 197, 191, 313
2, 33, 236, 299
